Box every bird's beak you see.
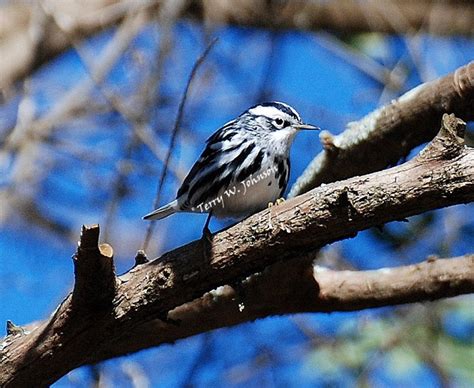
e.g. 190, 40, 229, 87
294, 123, 320, 130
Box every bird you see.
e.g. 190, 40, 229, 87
143, 101, 318, 234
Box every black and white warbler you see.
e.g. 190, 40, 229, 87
143, 102, 318, 227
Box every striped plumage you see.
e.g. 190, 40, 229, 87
143, 102, 318, 221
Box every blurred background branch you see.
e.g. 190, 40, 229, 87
2, 0, 474, 93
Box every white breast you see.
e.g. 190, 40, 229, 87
213, 163, 282, 218
187, 151, 282, 219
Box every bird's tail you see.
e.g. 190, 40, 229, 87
142, 200, 179, 220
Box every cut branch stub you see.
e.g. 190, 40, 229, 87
5, 321, 26, 337
418, 113, 466, 161
72, 224, 116, 310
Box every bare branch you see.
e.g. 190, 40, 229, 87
0, 114, 473, 386
289, 61, 474, 197
2, 0, 473, 91
0, 0, 157, 93
0, 9, 157, 233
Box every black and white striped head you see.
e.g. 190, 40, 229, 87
240, 101, 318, 137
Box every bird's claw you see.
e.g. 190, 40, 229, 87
267, 197, 286, 229
267, 197, 286, 208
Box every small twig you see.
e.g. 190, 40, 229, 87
142, 37, 218, 251
314, 32, 402, 89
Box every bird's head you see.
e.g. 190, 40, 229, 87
241, 101, 318, 146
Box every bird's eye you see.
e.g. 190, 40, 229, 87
274, 118, 284, 128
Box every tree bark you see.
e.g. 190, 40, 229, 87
0, 114, 473, 386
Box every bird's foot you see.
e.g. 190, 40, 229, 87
267, 197, 286, 208
267, 198, 285, 229
200, 224, 213, 260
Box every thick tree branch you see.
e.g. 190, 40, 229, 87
2, 0, 474, 91
290, 61, 474, 196
1, 114, 473, 386
95, 253, 474, 363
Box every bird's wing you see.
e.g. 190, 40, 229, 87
176, 121, 263, 210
